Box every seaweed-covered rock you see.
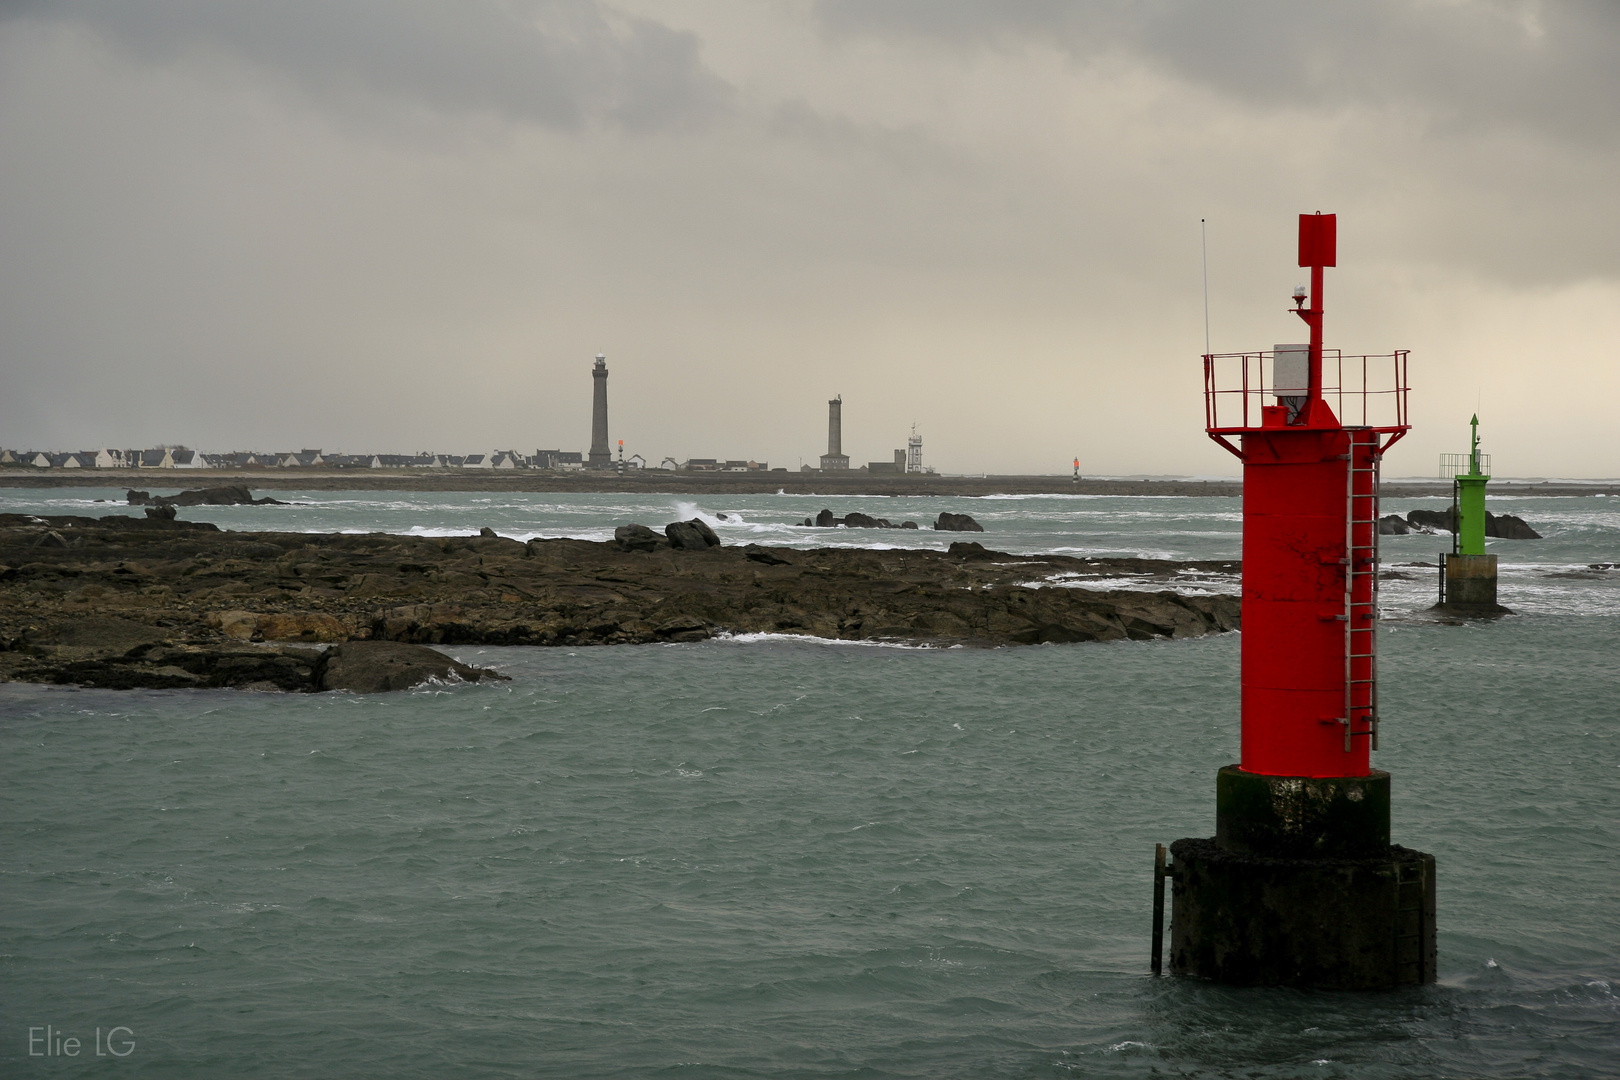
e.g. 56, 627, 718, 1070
0, 511, 1245, 686
128, 485, 285, 507
934, 512, 984, 532
1490, 513, 1540, 539
314, 640, 507, 693
665, 519, 721, 551
1405, 508, 1540, 539
614, 524, 664, 552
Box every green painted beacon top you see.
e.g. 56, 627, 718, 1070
1451, 415, 1490, 556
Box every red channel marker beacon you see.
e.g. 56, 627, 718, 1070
1150, 214, 1437, 990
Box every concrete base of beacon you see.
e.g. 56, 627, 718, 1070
1168, 766, 1437, 989
1440, 553, 1506, 614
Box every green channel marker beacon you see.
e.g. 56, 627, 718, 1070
1455, 414, 1489, 556
1439, 415, 1500, 610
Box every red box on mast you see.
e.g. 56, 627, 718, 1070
1298, 213, 1336, 267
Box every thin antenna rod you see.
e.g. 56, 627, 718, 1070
1201, 218, 1211, 357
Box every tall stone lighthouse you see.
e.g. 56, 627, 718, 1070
588, 353, 612, 470
820, 395, 849, 471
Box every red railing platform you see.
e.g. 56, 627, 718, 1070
1204, 349, 1410, 436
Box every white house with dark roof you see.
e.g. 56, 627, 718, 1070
134, 448, 176, 468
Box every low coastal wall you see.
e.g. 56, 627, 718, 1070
0, 469, 1243, 497
3, 469, 1610, 498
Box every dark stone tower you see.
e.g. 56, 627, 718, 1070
819, 394, 849, 471
588, 354, 611, 469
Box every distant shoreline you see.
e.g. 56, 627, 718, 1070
1, 468, 1614, 498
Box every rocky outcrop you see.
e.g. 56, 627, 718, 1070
1490, 513, 1541, 539
313, 640, 508, 693
665, 518, 721, 550
614, 524, 664, 552
804, 509, 919, 529
0, 512, 1244, 691
128, 485, 286, 507
1404, 508, 1540, 538
1378, 515, 1410, 535
948, 541, 999, 559
0, 614, 501, 692
933, 512, 984, 532
1406, 509, 1453, 533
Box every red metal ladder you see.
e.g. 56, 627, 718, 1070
1344, 429, 1382, 752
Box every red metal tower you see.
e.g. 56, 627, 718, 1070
1203, 213, 1409, 776
1155, 215, 1435, 989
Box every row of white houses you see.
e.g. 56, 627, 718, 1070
1, 446, 786, 472
0, 447, 200, 469
0, 447, 670, 470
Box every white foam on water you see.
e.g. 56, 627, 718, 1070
1021, 574, 1231, 595
979, 492, 1193, 501
711, 631, 949, 650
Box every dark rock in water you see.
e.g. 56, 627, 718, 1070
146, 504, 178, 521
615, 524, 664, 552
742, 544, 790, 565
801, 517, 814, 527
1406, 507, 1541, 540
1378, 514, 1409, 535
1406, 508, 1454, 533
479, 527, 498, 538
128, 485, 285, 508
314, 640, 508, 693
666, 519, 721, 551
810, 509, 909, 529
934, 512, 984, 532
1490, 513, 1540, 539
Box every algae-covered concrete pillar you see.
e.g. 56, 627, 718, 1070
1444, 552, 1499, 607
588, 354, 611, 469
1170, 768, 1436, 988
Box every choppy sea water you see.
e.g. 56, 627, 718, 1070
2, 489, 1618, 1077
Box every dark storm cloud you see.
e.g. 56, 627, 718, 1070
815, 0, 1620, 145
6, 0, 732, 131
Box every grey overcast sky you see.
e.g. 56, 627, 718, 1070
2, 0, 1617, 476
